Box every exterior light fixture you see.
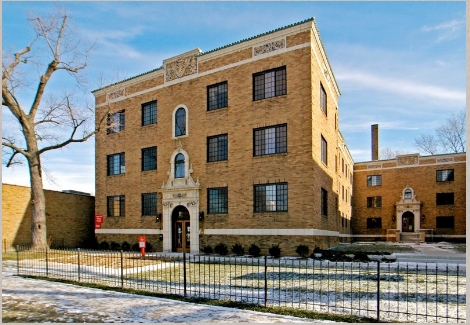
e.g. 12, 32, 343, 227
199, 211, 204, 221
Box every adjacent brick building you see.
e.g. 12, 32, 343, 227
92, 18, 354, 255
2, 183, 95, 250
352, 151, 466, 243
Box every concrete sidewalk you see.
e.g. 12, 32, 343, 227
393, 242, 466, 264
2, 261, 332, 323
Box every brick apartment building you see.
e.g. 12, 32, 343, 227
351, 126, 466, 243
92, 18, 354, 255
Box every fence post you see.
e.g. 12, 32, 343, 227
183, 251, 187, 298
376, 260, 380, 322
120, 250, 124, 289
45, 247, 49, 277
16, 245, 20, 275
77, 248, 81, 282
264, 255, 268, 307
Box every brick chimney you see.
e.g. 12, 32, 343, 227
371, 124, 379, 161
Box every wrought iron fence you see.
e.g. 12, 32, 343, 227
14, 247, 466, 323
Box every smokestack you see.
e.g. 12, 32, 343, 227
371, 124, 379, 161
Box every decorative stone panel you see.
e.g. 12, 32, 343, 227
397, 154, 419, 166
253, 39, 285, 56
165, 54, 198, 82
436, 157, 454, 163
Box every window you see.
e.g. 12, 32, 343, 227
436, 169, 454, 182
142, 101, 157, 126
404, 189, 412, 199
207, 134, 228, 162
107, 196, 125, 217
175, 107, 186, 137
107, 153, 125, 175
320, 83, 327, 115
207, 82, 228, 111
175, 153, 185, 178
142, 147, 157, 171
321, 135, 328, 165
107, 110, 125, 134
253, 124, 287, 156
321, 188, 328, 216
367, 175, 382, 187
208, 187, 228, 214
367, 217, 382, 229
142, 193, 157, 216
253, 66, 286, 101
436, 216, 454, 228
254, 183, 288, 212
367, 196, 382, 208
436, 192, 454, 205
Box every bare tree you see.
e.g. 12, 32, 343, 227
2, 7, 107, 249
380, 147, 409, 160
414, 110, 466, 155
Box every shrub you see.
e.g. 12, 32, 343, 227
295, 245, 310, 258
202, 245, 213, 254
146, 241, 153, 252
354, 252, 371, 262
132, 243, 140, 251
99, 241, 110, 250
214, 243, 228, 256
110, 241, 121, 251
121, 241, 131, 251
231, 243, 245, 256
269, 244, 281, 258
248, 244, 261, 257
313, 246, 322, 254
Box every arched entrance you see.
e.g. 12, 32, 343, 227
172, 205, 190, 252
402, 211, 414, 232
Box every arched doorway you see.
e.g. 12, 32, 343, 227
402, 211, 414, 232
172, 205, 190, 252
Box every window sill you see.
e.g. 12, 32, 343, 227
207, 106, 228, 113
253, 152, 288, 159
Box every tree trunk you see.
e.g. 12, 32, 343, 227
28, 154, 48, 249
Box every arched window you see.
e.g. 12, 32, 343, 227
175, 107, 186, 137
404, 189, 412, 199
175, 153, 185, 178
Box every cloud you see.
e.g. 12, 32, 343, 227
336, 70, 465, 104
421, 19, 464, 42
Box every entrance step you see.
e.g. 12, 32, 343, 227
400, 232, 422, 243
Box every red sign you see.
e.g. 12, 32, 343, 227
95, 214, 104, 224
95, 214, 104, 230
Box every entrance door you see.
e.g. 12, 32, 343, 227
402, 212, 414, 232
174, 220, 190, 252
172, 205, 191, 252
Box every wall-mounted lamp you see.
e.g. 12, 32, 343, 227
421, 214, 425, 221
159, 234, 163, 241
392, 215, 396, 221
156, 213, 162, 222
199, 211, 204, 221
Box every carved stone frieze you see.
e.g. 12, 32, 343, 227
397, 154, 419, 166
436, 157, 454, 163
173, 193, 187, 198
253, 39, 285, 56
165, 55, 197, 82
108, 89, 125, 100
367, 164, 382, 169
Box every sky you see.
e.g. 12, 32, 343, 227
2, 1, 466, 195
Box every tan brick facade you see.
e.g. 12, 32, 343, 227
2, 184, 95, 249
352, 153, 466, 242
93, 18, 354, 255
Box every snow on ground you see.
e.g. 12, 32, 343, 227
2, 261, 333, 323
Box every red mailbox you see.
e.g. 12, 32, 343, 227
138, 235, 146, 257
